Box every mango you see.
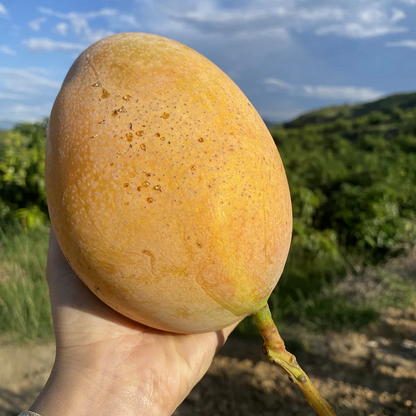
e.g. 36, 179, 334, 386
45, 32, 292, 334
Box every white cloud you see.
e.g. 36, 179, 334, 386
118, 14, 141, 28
22, 38, 86, 52
170, 4, 345, 37
0, 45, 17, 56
0, 102, 53, 127
0, 67, 60, 127
38, 7, 118, 19
54, 22, 69, 36
0, 91, 23, 99
391, 8, 406, 23
0, 67, 61, 94
83, 29, 114, 44
153, 0, 412, 41
386, 39, 416, 48
265, 78, 384, 102
265, 78, 294, 90
29, 17, 47, 31
316, 22, 407, 38
29, 1, 410, 45
235, 27, 289, 40
302, 85, 384, 101
0, 2, 7, 16
297, 7, 345, 21
358, 7, 383, 25
314, 2, 409, 38
38, 7, 116, 44
260, 108, 305, 122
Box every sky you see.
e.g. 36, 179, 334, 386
1, 0, 416, 129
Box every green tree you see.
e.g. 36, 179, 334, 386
0, 119, 48, 228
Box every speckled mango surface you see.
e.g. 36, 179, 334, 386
45, 33, 292, 333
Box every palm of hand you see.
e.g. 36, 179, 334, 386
46, 230, 236, 415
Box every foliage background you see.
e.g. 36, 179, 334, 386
0, 119, 48, 230
1, 93, 416, 340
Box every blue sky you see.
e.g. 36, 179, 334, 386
1, 0, 416, 129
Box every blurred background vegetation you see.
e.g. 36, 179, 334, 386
0, 93, 416, 342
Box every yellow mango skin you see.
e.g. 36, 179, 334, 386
45, 33, 292, 333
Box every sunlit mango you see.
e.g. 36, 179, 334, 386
45, 33, 292, 333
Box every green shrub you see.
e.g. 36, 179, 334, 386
0, 119, 48, 228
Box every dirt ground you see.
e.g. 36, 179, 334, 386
1, 306, 415, 416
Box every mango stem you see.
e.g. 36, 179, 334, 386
252, 302, 337, 416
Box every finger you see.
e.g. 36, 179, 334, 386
46, 227, 74, 284
46, 227, 103, 310
222, 320, 241, 339
214, 319, 242, 353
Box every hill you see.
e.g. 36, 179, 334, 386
267, 91, 416, 318
284, 92, 416, 129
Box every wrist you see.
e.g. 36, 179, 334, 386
30, 351, 171, 416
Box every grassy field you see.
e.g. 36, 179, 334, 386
0, 225, 415, 343
0, 225, 52, 343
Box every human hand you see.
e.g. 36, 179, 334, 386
30, 229, 238, 416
